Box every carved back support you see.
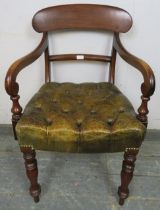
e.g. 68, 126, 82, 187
32, 4, 132, 33
32, 4, 133, 83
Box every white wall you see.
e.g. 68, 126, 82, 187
1, 0, 160, 128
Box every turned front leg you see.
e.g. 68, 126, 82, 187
11, 95, 22, 140
21, 147, 41, 202
118, 148, 139, 205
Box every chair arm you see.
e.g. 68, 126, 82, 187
5, 33, 48, 96
113, 33, 155, 126
113, 33, 155, 98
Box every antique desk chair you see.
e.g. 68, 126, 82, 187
5, 4, 155, 205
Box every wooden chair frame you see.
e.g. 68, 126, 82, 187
5, 4, 155, 205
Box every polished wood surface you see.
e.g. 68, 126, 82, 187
5, 4, 155, 205
137, 96, 150, 127
108, 47, 117, 84
118, 148, 139, 205
113, 32, 155, 126
10, 95, 22, 140
32, 4, 132, 33
5, 33, 48, 97
5, 33, 48, 140
113, 33, 155, 97
21, 147, 41, 203
49, 54, 112, 62
45, 47, 51, 83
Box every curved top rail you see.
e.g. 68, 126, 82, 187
32, 4, 132, 33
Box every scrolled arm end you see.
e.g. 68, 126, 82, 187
5, 33, 47, 97
5, 33, 48, 139
5, 68, 19, 97
113, 32, 155, 98
141, 74, 155, 97
113, 32, 155, 126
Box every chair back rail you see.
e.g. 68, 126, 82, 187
49, 54, 112, 62
32, 4, 132, 33
32, 4, 132, 83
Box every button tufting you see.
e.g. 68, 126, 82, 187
62, 108, 70, 113
76, 119, 83, 126
107, 118, 114, 126
119, 107, 125, 113
90, 110, 96, 114
46, 118, 53, 126
65, 90, 70, 95
77, 100, 83, 105
76, 121, 82, 131
53, 99, 57, 103
35, 107, 42, 111
17, 82, 146, 153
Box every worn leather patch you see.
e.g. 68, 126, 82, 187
16, 82, 146, 153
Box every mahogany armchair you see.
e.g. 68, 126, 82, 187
5, 4, 155, 205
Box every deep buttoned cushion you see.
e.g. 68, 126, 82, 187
16, 82, 146, 153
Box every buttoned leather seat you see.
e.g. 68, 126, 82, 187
5, 4, 155, 205
16, 82, 145, 153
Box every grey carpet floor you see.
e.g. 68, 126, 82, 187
0, 126, 160, 210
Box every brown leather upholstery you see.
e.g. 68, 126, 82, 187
16, 82, 146, 153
